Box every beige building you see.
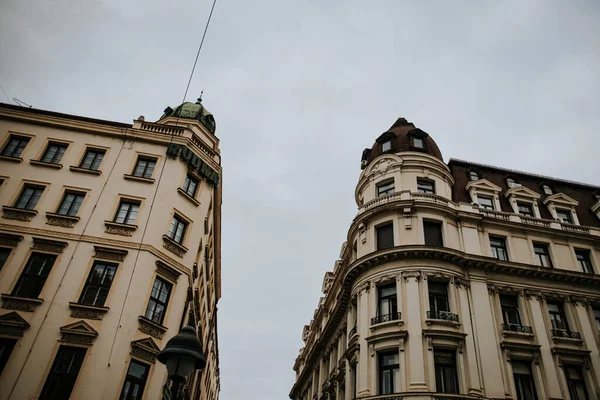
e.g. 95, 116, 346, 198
0, 100, 221, 400
290, 118, 600, 400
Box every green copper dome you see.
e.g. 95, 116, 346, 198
161, 98, 216, 134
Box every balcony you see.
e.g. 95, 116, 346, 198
348, 325, 357, 339
427, 310, 459, 323
371, 312, 402, 325
502, 323, 533, 334
551, 329, 582, 340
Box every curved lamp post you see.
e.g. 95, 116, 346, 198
158, 324, 206, 400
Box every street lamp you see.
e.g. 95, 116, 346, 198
158, 324, 206, 400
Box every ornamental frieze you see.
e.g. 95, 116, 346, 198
69, 302, 109, 320
2, 206, 37, 221
155, 261, 181, 283
0, 311, 30, 337
32, 237, 68, 253
138, 316, 167, 339
130, 337, 161, 363
93, 246, 128, 261
1, 295, 43, 312
0, 233, 23, 247
59, 320, 98, 346
45, 213, 79, 228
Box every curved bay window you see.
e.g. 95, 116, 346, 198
428, 281, 449, 314
374, 284, 398, 324
378, 352, 399, 395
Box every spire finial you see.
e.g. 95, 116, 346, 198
196, 90, 204, 104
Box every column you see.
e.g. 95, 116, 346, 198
404, 271, 427, 391
357, 285, 370, 396
573, 300, 600, 384
456, 279, 483, 396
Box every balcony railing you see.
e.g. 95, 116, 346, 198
348, 325, 357, 339
551, 329, 582, 339
371, 312, 402, 325
427, 310, 459, 322
502, 323, 533, 334
520, 215, 551, 228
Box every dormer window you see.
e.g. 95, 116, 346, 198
517, 202, 534, 217
407, 128, 428, 151
555, 209, 573, 224
506, 177, 520, 188
542, 184, 553, 195
413, 137, 424, 149
469, 170, 480, 181
381, 140, 392, 152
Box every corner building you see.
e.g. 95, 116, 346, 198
0, 101, 221, 400
290, 118, 600, 400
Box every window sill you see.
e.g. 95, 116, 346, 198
2, 206, 37, 221
369, 319, 404, 331
177, 187, 200, 206
425, 318, 461, 328
46, 212, 80, 228
551, 335, 584, 345
0, 155, 22, 163
69, 165, 102, 175
30, 159, 63, 169
162, 235, 188, 258
104, 220, 138, 236
1, 294, 44, 312
138, 315, 167, 339
124, 174, 155, 184
501, 330, 535, 339
69, 302, 109, 320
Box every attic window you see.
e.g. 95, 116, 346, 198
506, 177, 520, 188
412, 137, 424, 149
381, 140, 392, 152
469, 171, 480, 181
542, 184, 553, 195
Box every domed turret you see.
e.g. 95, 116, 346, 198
161, 98, 216, 134
361, 118, 442, 169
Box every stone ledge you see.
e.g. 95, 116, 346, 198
46, 212, 80, 228
69, 302, 109, 320
1, 294, 43, 312
162, 235, 188, 258
2, 206, 37, 221
123, 174, 155, 184
0, 155, 22, 163
177, 188, 200, 206
104, 220, 138, 236
69, 165, 102, 175
138, 315, 167, 339
30, 159, 62, 169
0, 232, 23, 247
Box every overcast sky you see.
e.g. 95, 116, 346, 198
2, 1, 600, 399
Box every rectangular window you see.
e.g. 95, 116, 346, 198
0, 248, 11, 271
533, 243, 552, 267
11, 253, 57, 298
39, 346, 86, 400
434, 350, 458, 394
378, 352, 399, 395
381, 140, 391, 152
512, 361, 537, 400
1, 136, 30, 158
78, 261, 118, 307
500, 294, 522, 326
167, 215, 188, 244
114, 201, 140, 225
575, 250, 594, 274
413, 137, 424, 149
424, 220, 443, 247
41, 142, 68, 164
377, 180, 394, 197
417, 179, 435, 194
57, 192, 85, 217
478, 195, 494, 210
377, 284, 398, 321
555, 209, 573, 224
79, 149, 105, 170
132, 157, 157, 179
429, 281, 449, 313
119, 360, 150, 400
564, 366, 589, 400
14, 185, 44, 210
182, 174, 199, 198
490, 236, 509, 261
0, 337, 17, 376
144, 277, 172, 325
547, 302, 569, 332
517, 202, 534, 217
376, 223, 394, 250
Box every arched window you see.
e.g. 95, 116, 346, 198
506, 177, 520, 188
541, 184, 553, 195
469, 171, 480, 181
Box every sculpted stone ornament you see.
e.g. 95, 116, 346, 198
2, 206, 37, 221
1, 294, 43, 312
0, 311, 30, 337
138, 315, 167, 339
104, 221, 137, 236
32, 237, 68, 253
162, 235, 187, 258
93, 246, 128, 261
69, 302, 109, 320
155, 261, 181, 283
59, 320, 99, 346
0, 233, 23, 247
131, 337, 161, 364
46, 213, 79, 228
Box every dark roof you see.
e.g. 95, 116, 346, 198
161, 98, 216, 134
448, 159, 600, 228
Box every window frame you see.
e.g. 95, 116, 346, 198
512, 361, 538, 400
56, 191, 85, 217
39, 345, 87, 400
500, 294, 522, 326
575, 249, 594, 274
119, 359, 150, 400
0, 247, 12, 271
541, 184, 553, 195
378, 351, 399, 395
555, 208, 573, 224
377, 283, 398, 320
0, 337, 17, 376
517, 202, 534, 217
182, 173, 200, 198
417, 179, 435, 194
507, 177, 520, 188
423, 220, 443, 247
1, 135, 30, 158
113, 200, 140, 225
40, 142, 68, 164
144, 276, 173, 325
547, 301, 569, 332
490, 236, 509, 261
478, 195, 494, 210
132, 156, 157, 179
11, 252, 57, 299
14, 184, 45, 210
79, 148, 105, 171
434, 349, 459, 394
533, 243, 553, 268
375, 222, 394, 251
381, 140, 392, 153
376, 180, 395, 198
469, 170, 480, 181
564, 365, 589, 400
167, 214, 188, 245
428, 281, 450, 313
78, 260, 118, 307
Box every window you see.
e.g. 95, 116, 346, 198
377, 180, 394, 197
377, 284, 398, 321
564, 366, 589, 400
555, 209, 573, 224
469, 171, 480, 181
0, 248, 11, 271
351, 364, 357, 399
376, 223, 394, 250
429, 281, 449, 313
79, 261, 118, 306
1, 136, 30, 158
381, 140, 392, 152
542, 184, 553, 195
547, 302, 569, 331
182, 174, 199, 198
490, 237, 509, 261
507, 178, 520, 188
57, 192, 85, 217
11, 253, 57, 298
0, 337, 17, 376
434, 350, 458, 394
533, 243, 552, 267
114, 201, 140, 225
14, 185, 44, 210
79, 148, 105, 170
39, 346, 86, 400
132, 157, 156, 179
517, 202, 534, 217
593, 307, 600, 332
378, 352, 399, 395
412, 137, 424, 149
417, 179, 435, 194
512, 361, 537, 400
478, 195, 494, 210
119, 360, 149, 400
575, 250, 594, 274
144, 277, 172, 324
424, 221, 443, 247
500, 294, 521, 326
41, 143, 68, 164
167, 215, 188, 244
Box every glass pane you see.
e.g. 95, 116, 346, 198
128, 361, 148, 379
144, 160, 155, 177
81, 152, 94, 169
58, 194, 75, 215
512, 362, 531, 375
413, 137, 423, 148
70, 195, 84, 215
43, 145, 58, 162
16, 187, 34, 208
127, 204, 139, 223
91, 152, 104, 170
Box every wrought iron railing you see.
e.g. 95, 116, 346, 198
348, 325, 357, 339
427, 310, 459, 322
371, 312, 402, 325
551, 329, 581, 339
502, 323, 533, 333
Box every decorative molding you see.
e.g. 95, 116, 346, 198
59, 320, 98, 346
155, 260, 181, 283
1, 294, 43, 312
69, 165, 102, 175
0, 311, 30, 337
402, 271, 421, 282
402, 207, 413, 230
0, 233, 23, 247
131, 337, 161, 364
425, 271, 454, 282
104, 221, 137, 236
510, 230, 528, 239
93, 246, 128, 261
45, 212, 79, 228
29, 159, 62, 169
358, 222, 367, 244
552, 237, 569, 246
460, 219, 481, 230
32, 237, 68, 253
487, 284, 497, 295
569, 296, 589, 308
123, 174, 155, 184
138, 315, 167, 339
454, 277, 470, 289
162, 235, 188, 258
524, 290, 544, 301
495, 285, 524, 295
2, 206, 37, 221
69, 302, 109, 320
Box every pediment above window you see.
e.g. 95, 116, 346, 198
543, 192, 579, 207
0, 311, 30, 337
504, 185, 541, 200
131, 337, 161, 364
59, 320, 99, 346
465, 179, 502, 193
